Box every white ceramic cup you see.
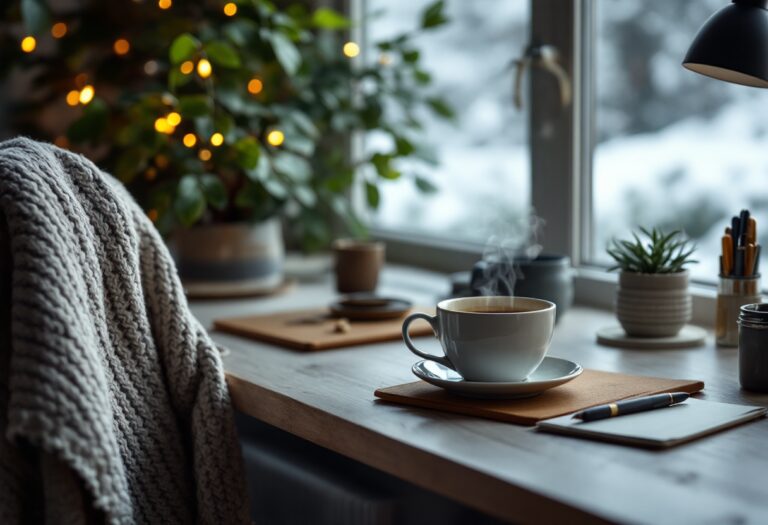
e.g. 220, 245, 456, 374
402, 296, 556, 382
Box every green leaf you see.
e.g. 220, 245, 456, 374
273, 152, 312, 182
365, 182, 380, 208
205, 41, 241, 68
427, 97, 455, 119
199, 174, 227, 211
246, 153, 271, 182
269, 32, 301, 76
21, 0, 50, 35
312, 7, 351, 29
225, 19, 259, 46
421, 0, 449, 29
178, 95, 212, 118
414, 175, 438, 194
174, 175, 206, 226
395, 136, 415, 156
169, 68, 192, 90
402, 49, 420, 63
371, 153, 400, 179
263, 178, 288, 199
234, 136, 261, 169
414, 70, 431, 85
169, 33, 200, 64
67, 99, 109, 143
294, 186, 317, 207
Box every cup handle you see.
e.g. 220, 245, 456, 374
401, 312, 454, 369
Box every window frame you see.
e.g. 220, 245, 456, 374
361, 0, 717, 323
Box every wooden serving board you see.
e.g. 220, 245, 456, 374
214, 308, 434, 351
375, 370, 704, 426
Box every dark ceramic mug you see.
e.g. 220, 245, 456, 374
470, 254, 573, 322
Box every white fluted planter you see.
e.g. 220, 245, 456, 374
616, 270, 691, 337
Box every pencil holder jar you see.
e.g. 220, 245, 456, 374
716, 275, 761, 347
738, 304, 768, 392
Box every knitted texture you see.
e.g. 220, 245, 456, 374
0, 138, 249, 524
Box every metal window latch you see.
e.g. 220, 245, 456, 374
513, 44, 572, 110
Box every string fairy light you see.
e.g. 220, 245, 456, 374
210, 132, 224, 146
198, 149, 212, 161
114, 38, 130, 55
20, 36, 36, 53
180, 61, 194, 75
223, 2, 238, 16
166, 112, 182, 126
183, 133, 197, 147
266, 130, 284, 147
154, 117, 173, 134
51, 22, 68, 39
197, 58, 212, 78
247, 78, 263, 95
78, 85, 95, 105
342, 41, 360, 58
66, 90, 80, 106
158, 0, 172, 9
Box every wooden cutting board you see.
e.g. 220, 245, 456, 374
375, 369, 704, 426
214, 308, 435, 351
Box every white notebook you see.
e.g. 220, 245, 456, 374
537, 398, 767, 448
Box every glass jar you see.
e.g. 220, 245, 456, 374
716, 276, 761, 347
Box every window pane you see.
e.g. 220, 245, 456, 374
366, 0, 530, 242
592, 0, 768, 281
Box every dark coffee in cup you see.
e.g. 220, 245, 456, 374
461, 306, 538, 314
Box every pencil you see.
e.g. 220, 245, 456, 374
722, 235, 733, 276
746, 243, 756, 277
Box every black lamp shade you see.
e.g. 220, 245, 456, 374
683, 0, 768, 88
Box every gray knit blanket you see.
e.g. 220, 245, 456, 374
0, 138, 249, 524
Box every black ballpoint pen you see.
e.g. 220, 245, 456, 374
572, 392, 690, 422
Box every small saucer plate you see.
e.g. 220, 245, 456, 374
411, 356, 583, 399
329, 294, 413, 320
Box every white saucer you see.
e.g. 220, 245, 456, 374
411, 356, 583, 399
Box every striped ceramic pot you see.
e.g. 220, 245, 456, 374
616, 270, 691, 337
172, 219, 284, 289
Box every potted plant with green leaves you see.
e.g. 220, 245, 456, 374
1, 0, 451, 290
607, 228, 698, 337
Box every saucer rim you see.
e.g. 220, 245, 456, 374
411, 356, 583, 392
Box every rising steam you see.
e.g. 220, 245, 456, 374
474, 211, 545, 297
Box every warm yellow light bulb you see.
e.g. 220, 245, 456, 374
147, 209, 159, 222
223, 2, 238, 16
210, 132, 224, 146
79, 85, 95, 105
154, 117, 170, 133
267, 130, 285, 147
166, 112, 182, 126
51, 23, 68, 39
342, 41, 360, 58
66, 90, 80, 107
198, 149, 212, 161
197, 58, 212, 78
183, 133, 197, 147
145, 167, 157, 181
114, 38, 130, 55
21, 36, 36, 53
180, 60, 194, 75
158, 0, 172, 9
247, 78, 263, 95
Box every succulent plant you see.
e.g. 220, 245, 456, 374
607, 227, 698, 274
